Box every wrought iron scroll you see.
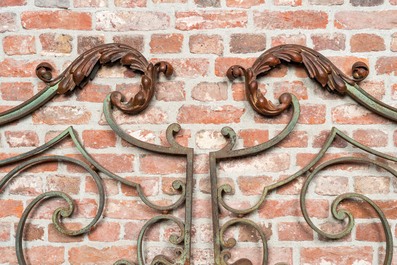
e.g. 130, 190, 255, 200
0, 43, 193, 264
0, 43, 396, 264
213, 44, 397, 265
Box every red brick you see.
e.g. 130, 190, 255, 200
114, 0, 146, 6
88, 222, 120, 242
301, 246, 373, 264
67, 153, 134, 173
158, 58, 209, 77
105, 199, 157, 219
339, 200, 397, 219
113, 35, 144, 52
332, 104, 390, 124
352, 129, 388, 147
5, 130, 39, 147
0, 13, 17, 33
357, 223, 386, 242
0, 82, 34, 101
195, 130, 227, 150
96, 11, 169, 31
314, 176, 349, 195
0, 0, 25, 6
86, 177, 118, 196
47, 175, 80, 195
162, 177, 186, 195
40, 33, 73, 54
0, 223, 10, 241
309, 0, 345, 3
199, 176, 233, 194
318, 221, 352, 242
153, 0, 186, 2
3, 35, 36, 55
21, 224, 44, 241
195, 0, 220, 7
392, 0, 397, 4
140, 154, 186, 174
0, 59, 43, 77
48, 223, 84, 243
82, 130, 117, 149
189, 34, 223, 55
376, 57, 397, 75
26, 246, 64, 264
230, 34, 266, 54
33, 106, 91, 125
124, 221, 160, 241
177, 105, 245, 124
298, 104, 326, 124
159, 128, 191, 147
351, 34, 385, 52
354, 176, 390, 194
77, 35, 105, 54
312, 33, 346, 51
175, 11, 247, 30
278, 222, 313, 241
121, 176, 159, 197
220, 152, 290, 173
193, 198, 211, 218
150, 34, 183, 54
74, 0, 107, 7
335, 11, 397, 29
273, 81, 308, 100
226, 0, 264, 7
392, 33, 397, 52
254, 11, 328, 29
259, 199, 329, 219
0, 200, 23, 218
238, 223, 272, 242
278, 130, 308, 148
76, 83, 111, 102
274, 0, 302, 5
272, 34, 306, 46
238, 176, 273, 195
68, 246, 135, 264
239, 129, 269, 147
192, 82, 228, 102
21, 11, 92, 30
215, 57, 256, 77
0, 247, 17, 264
360, 81, 385, 100
276, 176, 305, 195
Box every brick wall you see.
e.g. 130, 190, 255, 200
0, 0, 397, 264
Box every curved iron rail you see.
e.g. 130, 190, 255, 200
0, 43, 396, 264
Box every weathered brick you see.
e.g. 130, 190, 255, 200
309, 0, 343, 4
0, 223, 10, 241
82, 130, 117, 149
5, 131, 39, 147
88, 222, 120, 242
74, 0, 107, 7
0, 59, 43, 77
273, 81, 308, 100
21, 11, 92, 30
0, 0, 26, 6
48, 223, 84, 243
176, 11, 247, 30
96, 11, 169, 31
189, 34, 223, 55
121, 176, 159, 197
192, 82, 227, 102
3, 35, 36, 55
150, 34, 183, 54
376, 57, 397, 75
254, 11, 328, 29
274, 0, 302, 6
312, 33, 346, 51
239, 129, 269, 147
32, 106, 91, 125
226, 0, 264, 7
195, 130, 227, 150
76, 83, 111, 102
332, 104, 390, 124
272, 34, 306, 46
155, 81, 185, 101
259, 199, 329, 219
230, 34, 266, 54
113, 35, 144, 52
0, 82, 34, 101
356, 223, 386, 242
114, 0, 146, 7
354, 176, 390, 194
105, 199, 157, 219
26, 246, 65, 264
157, 59, 209, 77
278, 222, 313, 241
392, 33, 397, 52
68, 246, 135, 264
40, 33, 73, 54
351, 34, 385, 52
238, 176, 273, 195
100, 106, 168, 125
301, 246, 373, 264
35, 0, 69, 8
0, 200, 23, 218
77, 35, 105, 54
140, 154, 186, 174
195, 0, 220, 7
215, 57, 256, 77
278, 131, 308, 148
177, 105, 245, 124
352, 129, 388, 147
350, 0, 383, 6
314, 176, 349, 196
0, 13, 17, 33
335, 11, 397, 29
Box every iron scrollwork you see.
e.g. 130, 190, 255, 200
0, 43, 396, 264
